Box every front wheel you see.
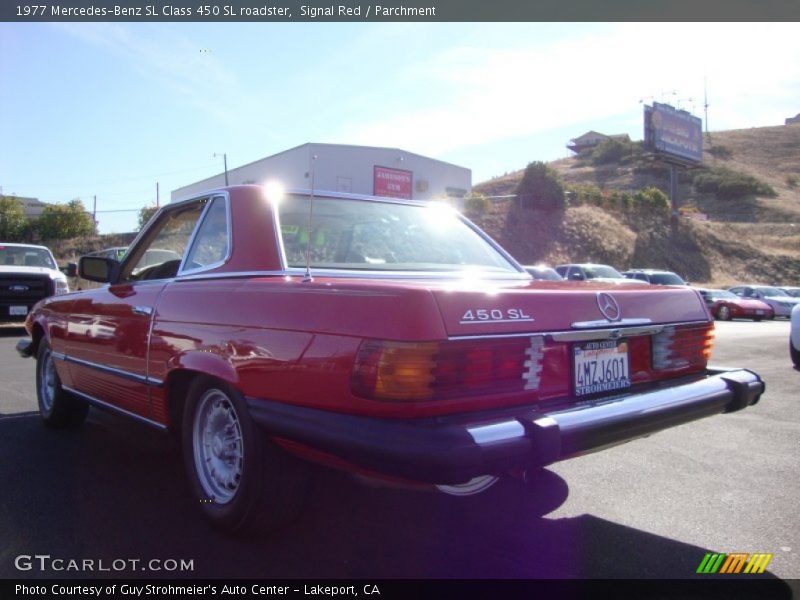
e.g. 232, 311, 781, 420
182, 378, 309, 534
716, 305, 732, 321
36, 339, 88, 428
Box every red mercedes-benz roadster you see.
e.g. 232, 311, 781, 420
17, 185, 764, 533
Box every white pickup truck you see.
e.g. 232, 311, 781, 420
0, 243, 69, 322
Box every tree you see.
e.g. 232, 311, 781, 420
138, 205, 159, 230
35, 199, 95, 240
515, 162, 565, 210
0, 196, 28, 241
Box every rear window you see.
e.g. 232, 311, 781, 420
277, 195, 519, 275
649, 273, 686, 285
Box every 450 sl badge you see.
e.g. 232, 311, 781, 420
460, 308, 534, 324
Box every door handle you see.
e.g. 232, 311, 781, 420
132, 306, 153, 316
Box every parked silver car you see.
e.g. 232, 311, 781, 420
728, 285, 800, 318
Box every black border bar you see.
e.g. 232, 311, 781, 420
3, 0, 800, 22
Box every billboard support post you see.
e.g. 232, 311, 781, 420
669, 162, 679, 219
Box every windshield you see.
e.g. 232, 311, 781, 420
0, 245, 57, 269
584, 266, 624, 279
710, 290, 738, 300
756, 287, 787, 297
277, 195, 520, 274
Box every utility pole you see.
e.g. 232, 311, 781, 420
156, 182, 160, 208
214, 153, 229, 185
93, 195, 97, 232
704, 77, 710, 137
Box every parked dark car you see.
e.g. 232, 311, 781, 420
523, 265, 563, 281
555, 263, 635, 284
622, 269, 687, 286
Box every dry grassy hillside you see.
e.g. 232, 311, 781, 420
473, 124, 800, 286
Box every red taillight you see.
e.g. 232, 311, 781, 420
351, 337, 545, 402
652, 323, 715, 372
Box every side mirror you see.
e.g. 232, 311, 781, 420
79, 256, 120, 283
66, 262, 78, 278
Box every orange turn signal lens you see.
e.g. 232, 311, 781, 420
352, 341, 437, 401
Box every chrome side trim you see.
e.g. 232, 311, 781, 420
281, 267, 530, 281
466, 420, 526, 445
549, 325, 665, 342
57, 354, 164, 387
571, 318, 653, 329
448, 323, 693, 342
63, 386, 168, 430
175, 270, 288, 282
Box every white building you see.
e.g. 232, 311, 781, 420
171, 143, 471, 202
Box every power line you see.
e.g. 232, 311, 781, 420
1, 162, 220, 190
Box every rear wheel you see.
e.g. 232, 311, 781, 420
36, 339, 88, 428
182, 377, 309, 534
716, 305, 732, 321
791, 340, 800, 369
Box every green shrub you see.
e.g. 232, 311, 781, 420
634, 187, 670, 212
707, 145, 733, 160
567, 184, 602, 207
693, 166, 776, 199
516, 162, 565, 210
463, 192, 491, 215
591, 138, 637, 165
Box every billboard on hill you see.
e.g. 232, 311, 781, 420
644, 102, 703, 164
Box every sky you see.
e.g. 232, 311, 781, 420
1, 22, 799, 234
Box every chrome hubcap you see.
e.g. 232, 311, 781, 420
39, 351, 56, 412
437, 475, 498, 496
193, 389, 244, 504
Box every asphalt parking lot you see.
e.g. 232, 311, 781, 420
0, 319, 797, 584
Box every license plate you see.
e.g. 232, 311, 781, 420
9, 306, 28, 316
573, 340, 631, 397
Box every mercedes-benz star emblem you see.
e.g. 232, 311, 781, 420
597, 292, 621, 322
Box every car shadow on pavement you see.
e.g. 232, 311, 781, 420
0, 410, 791, 597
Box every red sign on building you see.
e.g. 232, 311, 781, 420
373, 166, 413, 199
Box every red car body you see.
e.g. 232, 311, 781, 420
697, 288, 774, 321
17, 186, 764, 532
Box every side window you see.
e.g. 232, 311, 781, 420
183, 196, 230, 272
121, 200, 207, 282
555, 266, 567, 277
